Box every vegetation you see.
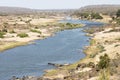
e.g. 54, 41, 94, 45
0, 32, 6, 38
98, 54, 110, 69
78, 5, 120, 15
30, 29, 41, 34
98, 69, 110, 80
90, 39, 96, 45
112, 9, 120, 25
84, 27, 104, 34
116, 9, 120, 17
17, 33, 29, 38
9, 30, 16, 33
73, 11, 102, 19
58, 23, 83, 30
91, 13, 103, 19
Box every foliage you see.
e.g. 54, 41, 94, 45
116, 9, 120, 17
3, 22, 8, 28
30, 29, 41, 34
90, 39, 96, 45
97, 45, 105, 53
98, 69, 110, 80
9, 30, 16, 33
17, 33, 29, 38
58, 23, 83, 29
2, 28, 8, 32
91, 13, 103, 19
98, 54, 110, 69
80, 13, 89, 18
0, 32, 5, 38
72, 11, 89, 18
116, 19, 120, 25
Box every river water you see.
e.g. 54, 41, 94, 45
0, 20, 103, 80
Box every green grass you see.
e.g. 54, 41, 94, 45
17, 33, 29, 38
30, 29, 41, 34
0, 32, 6, 38
59, 23, 83, 29
90, 39, 96, 45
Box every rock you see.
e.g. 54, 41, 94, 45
48, 63, 69, 67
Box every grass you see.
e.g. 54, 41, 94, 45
30, 29, 41, 34
58, 23, 84, 30
0, 41, 28, 52
17, 33, 29, 38
9, 30, 16, 33
115, 38, 120, 41
44, 69, 59, 76
98, 69, 110, 80
90, 39, 96, 45
0, 32, 6, 38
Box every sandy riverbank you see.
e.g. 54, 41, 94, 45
0, 18, 58, 52
0, 18, 84, 52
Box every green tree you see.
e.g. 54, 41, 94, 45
116, 9, 120, 17
91, 13, 103, 19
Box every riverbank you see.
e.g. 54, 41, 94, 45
0, 17, 84, 52
39, 25, 120, 80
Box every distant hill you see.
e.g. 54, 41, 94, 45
0, 6, 75, 15
0, 6, 36, 15
79, 5, 120, 15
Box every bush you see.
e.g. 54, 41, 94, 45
116, 9, 120, 18
9, 30, 16, 33
0, 32, 5, 38
98, 54, 110, 69
17, 33, 29, 38
30, 29, 41, 34
91, 13, 103, 19
97, 45, 105, 53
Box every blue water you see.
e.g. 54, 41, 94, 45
0, 20, 103, 80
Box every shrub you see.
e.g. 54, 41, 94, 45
9, 30, 16, 33
31, 29, 41, 34
0, 32, 5, 38
91, 13, 103, 19
98, 54, 110, 69
2, 28, 7, 32
97, 45, 105, 53
89, 53, 97, 58
116, 9, 120, 18
17, 33, 29, 38
98, 69, 110, 80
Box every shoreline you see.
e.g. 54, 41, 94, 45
40, 24, 120, 80
8, 20, 104, 80
0, 21, 84, 52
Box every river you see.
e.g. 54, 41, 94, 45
0, 20, 103, 80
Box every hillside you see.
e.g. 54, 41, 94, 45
79, 5, 120, 14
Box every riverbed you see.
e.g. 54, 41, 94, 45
0, 20, 103, 80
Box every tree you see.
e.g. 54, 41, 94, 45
91, 13, 103, 19
116, 9, 120, 17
